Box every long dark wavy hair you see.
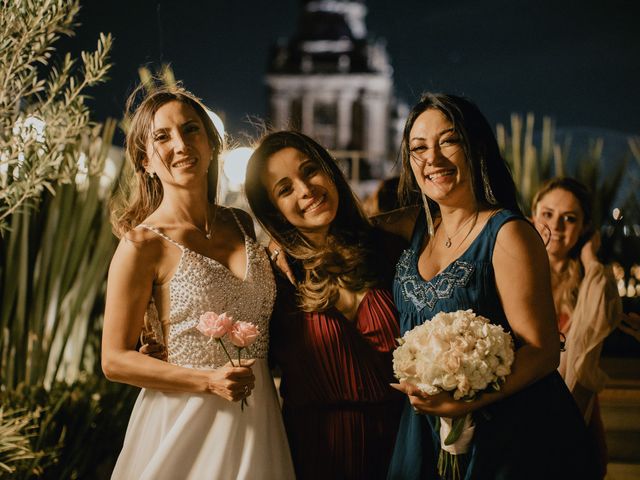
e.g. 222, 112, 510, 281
245, 131, 380, 312
398, 93, 521, 216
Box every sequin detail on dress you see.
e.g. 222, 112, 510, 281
139, 223, 275, 369
395, 248, 474, 311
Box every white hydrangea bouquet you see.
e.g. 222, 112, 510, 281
393, 309, 515, 479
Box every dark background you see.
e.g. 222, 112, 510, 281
63, 0, 640, 141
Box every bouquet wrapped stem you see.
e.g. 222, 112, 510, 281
436, 414, 475, 480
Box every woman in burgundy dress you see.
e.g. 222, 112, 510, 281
245, 131, 404, 480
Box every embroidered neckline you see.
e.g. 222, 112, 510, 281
395, 249, 474, 311
395, 210, 518, 312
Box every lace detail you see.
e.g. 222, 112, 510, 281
141, 225, 275, 369
395, 248, 474, 312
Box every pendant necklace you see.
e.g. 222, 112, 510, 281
182, 205, 212, 239
202, 205, 212, 239
441, 211, 478, 248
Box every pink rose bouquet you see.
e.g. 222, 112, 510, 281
196, 312, 260, 410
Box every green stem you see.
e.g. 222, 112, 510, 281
237, 346, 248, 411
216, 339, 235, 366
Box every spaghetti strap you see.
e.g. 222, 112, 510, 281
228, 208, 247, 238
138, 224, 186, 251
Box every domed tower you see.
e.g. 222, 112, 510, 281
266, 0, 398, 180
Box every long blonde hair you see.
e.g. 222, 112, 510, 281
110, 85, 222, 238
532, 177, 594, 315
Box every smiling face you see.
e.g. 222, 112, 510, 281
143, 100, 212, 187
260, 146, 339, 243
533, 187, 586, 259
408, 108, 473, 206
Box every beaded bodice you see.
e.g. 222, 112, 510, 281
139, 214, 275, 369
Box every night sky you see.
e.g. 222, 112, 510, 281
64, 0, 640, 142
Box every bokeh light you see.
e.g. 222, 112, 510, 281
222, 147, 253, 191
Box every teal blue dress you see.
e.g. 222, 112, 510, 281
387, 209, 597, 480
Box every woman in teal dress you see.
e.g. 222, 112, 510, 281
383, 93, 597, 479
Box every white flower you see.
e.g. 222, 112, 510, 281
392, 309, 515, 400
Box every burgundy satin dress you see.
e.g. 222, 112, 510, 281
270, 279, 403, 480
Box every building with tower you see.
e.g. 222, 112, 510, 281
265, 0, 405, 183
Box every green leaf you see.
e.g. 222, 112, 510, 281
444, 415, 467, 446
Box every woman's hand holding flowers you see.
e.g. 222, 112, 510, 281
391, 383, 477, 418
206, 360, 255, 402
196, 312, 260, 409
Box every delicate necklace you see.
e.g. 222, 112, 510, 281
441, 211, 478, 248
201, 220, 212, 240
180, 205, 213, 239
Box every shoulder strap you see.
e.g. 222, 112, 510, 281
138, 224, 186, 251
228, 208, 248, 238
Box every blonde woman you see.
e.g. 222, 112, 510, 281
532, 176, 622, 478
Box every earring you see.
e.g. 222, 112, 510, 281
422, 193, 435, 238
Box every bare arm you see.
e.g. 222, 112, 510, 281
101, 232, 254, 401
394, 219, 559, 417
490, 219, 560, 391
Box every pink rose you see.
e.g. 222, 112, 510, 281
197, 311, 233, 338
228, 321, 259, 348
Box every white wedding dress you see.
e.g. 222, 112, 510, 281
111, 212, 295, 480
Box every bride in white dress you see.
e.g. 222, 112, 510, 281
101, 85, 295, 480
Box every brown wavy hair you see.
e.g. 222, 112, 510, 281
110, 84, 223, 237
531, 177, 594, 314
245, 131, 380, 312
